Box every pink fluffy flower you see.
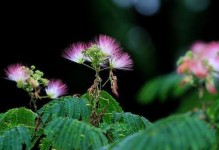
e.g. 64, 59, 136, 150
45, 79, 67, 99
62, 42, 86, 63
177, 41, 219, 94
96, 35, 121, 56
188, 59, 208, 78
204, 42, 219, 72
190, 41, 207, 54
177, 57, 208, 78
191, 41, 219, 72
5, 63, 29, 82
110, 53, 133, 70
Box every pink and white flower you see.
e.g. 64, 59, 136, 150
5, 63, 29, 83
191, 41, 219, 72
177, 56, 208, 79
190, 41, 207, 54
45, 79, 67, 99
110, 53, 133, 70
62, 42, 86, 63
177, 41, 219, 94
96, 35, 121, 57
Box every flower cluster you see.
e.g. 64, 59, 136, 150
62, 35, 133, 70
62, 35, 133, 96
4, 34, 132, 115
5, 64, 67, 99
177, 41, 219, 94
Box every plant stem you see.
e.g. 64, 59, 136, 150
81, 63, 95, 70
102, 78, 110, 88
198, 84, 206, 111
88, 66, 104, 126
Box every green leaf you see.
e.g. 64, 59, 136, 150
99, 91, 123, 123
0, 113, 4, 120
206, 99, 219, 123
82, 90, 123, 124
39, 138, 53, 150
0, 125, 32, 150
176, 91, 201, 113
110, 114, 216, 150
176, 90, 219, 113
0, 107, 36, 134
137, 73, 190, 104
38, 96, 91, 124
43, 118, 108, 150
215, 127, 219, 150
100, 112, 151, 142
112, 112, 151, 132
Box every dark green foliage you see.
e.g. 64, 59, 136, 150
0, 125, 32, 150
42, 118, 108, 150
1, 84, 218, 149
39, 138, 53, 150
137, 73, 190, 104
112, 112, 151, 131
0, 108, 36, 150
0, 114, 3, 120
103, 112, 151, 142
112, 112, 151, 135
82, 90, 123, 123
206, 100, 219, 149
215, 129, 219, 150
38, 96, 91, 124
110, 115, 215, 150
0, 107, 36, 133
176, 90, 219, 113
206, 100, 219, 124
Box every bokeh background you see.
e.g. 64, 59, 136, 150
1, 0, 219, 121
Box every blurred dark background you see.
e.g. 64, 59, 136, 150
1, 0, 219, 121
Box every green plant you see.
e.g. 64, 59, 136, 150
1, 36, 218, 150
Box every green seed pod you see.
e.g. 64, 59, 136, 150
16, 81, 24, 88
32, 74, 39, 80
41, 78, 49, 86
30, 65, 36, 70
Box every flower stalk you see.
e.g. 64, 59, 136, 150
62, 34, 133, 126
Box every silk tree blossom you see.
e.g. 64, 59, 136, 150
177, 53, 214, 94
177, 41, 219, 77
96, 35, 121, 57
177, 41, 219, 94
5, 63, 29, 83
45, 79, 67, 99
191, 41, 219, 73
63, 42, 86, 64
62, 35, 133, 70
110, 53, 133, 70
83, 42, 95, 62
61, 35, 133, 98
190, 41, 207, 54
177, 56, 209, 79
